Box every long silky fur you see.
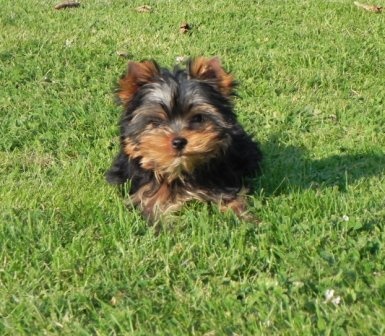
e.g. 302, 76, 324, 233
106, 57, 262, 221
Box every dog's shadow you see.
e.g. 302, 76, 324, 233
258, 136, 385, 196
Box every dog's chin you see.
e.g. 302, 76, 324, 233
150, 153, 206, 182
151, 157, 188, 181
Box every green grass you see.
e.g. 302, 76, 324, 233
1, 0, 385, 334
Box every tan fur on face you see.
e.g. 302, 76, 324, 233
137, 131, 175, 170
179, 128, 230, 167
123, 138, 139, 157
124, 125, 230, 182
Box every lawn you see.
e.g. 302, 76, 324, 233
1, 0, 385, 334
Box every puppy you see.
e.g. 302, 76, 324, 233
106, 57, 262, 222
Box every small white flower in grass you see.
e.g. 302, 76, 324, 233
332, 296, 341, 305
342, 215, 349, 221
175, 56, 188, 63
324, 288, 341, 305
324, 289, 335, 301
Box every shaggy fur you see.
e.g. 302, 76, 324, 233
106, 57, 262, 222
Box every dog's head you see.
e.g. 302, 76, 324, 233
117, 57, 238, 181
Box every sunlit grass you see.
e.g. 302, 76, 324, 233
1, 0, 385, 334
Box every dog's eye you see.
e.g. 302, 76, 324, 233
190, 114, 204, 124
149, 119, 163, 128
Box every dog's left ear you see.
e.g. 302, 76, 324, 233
188, 57, 235, 97
118, 60, 160, 106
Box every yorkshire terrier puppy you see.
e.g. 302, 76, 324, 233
106, 57, 262, 222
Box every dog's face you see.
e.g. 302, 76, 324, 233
118, 57, 237, 181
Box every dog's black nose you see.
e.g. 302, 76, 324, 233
172, 137, 187, 150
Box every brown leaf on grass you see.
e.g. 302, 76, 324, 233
180, 22, 190, 28
354, 1, 383, 13
179, 22, 191, 34
54, 1, 81, 10
136, 5, 152, 13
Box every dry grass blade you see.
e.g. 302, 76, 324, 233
354, 1, 383, 13
54, 1, 81, 10
116, 51, 130, 58
136, 5, 152, 13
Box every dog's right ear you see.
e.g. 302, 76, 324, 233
117, 61, 160, 106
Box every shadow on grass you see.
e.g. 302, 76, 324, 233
259, 137, 385, 195
110, 135, 384, 208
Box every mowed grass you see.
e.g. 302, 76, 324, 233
1, 0, 385, 334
